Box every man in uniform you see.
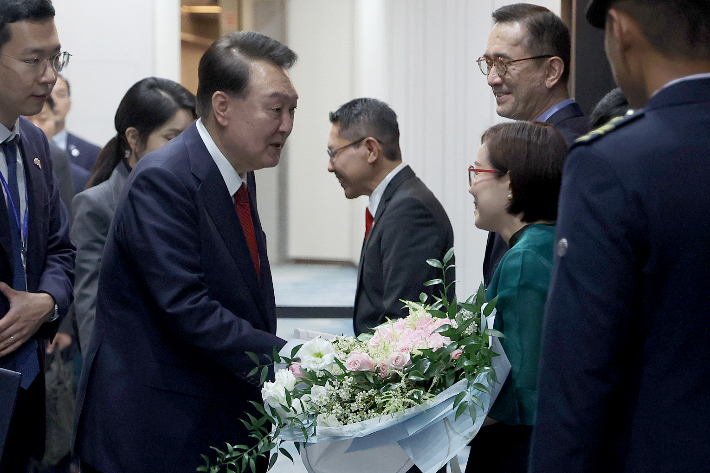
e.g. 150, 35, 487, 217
530, 1, 710, 471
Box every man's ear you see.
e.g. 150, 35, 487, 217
364, 137, 382, 164
211, 91, 231, 127
544, 56, 565, 89
607, 8, 641, 56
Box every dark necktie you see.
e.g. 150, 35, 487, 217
2, 137, 39, 389
234, 183, 260, 280
365, 208, 374, 240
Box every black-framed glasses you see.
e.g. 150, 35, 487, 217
327, 137, 377, 160
0, 51, 71, 73
469, 166, 498, 185
476, 55, 552, 76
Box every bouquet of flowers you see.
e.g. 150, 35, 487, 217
200, 250, 510, 473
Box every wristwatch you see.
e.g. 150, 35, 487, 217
48, 303, 59, 322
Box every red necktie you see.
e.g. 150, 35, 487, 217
234, 183, 260, 279
365, 208, 374, 240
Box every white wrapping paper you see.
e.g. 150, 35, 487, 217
278, 324, 511, 473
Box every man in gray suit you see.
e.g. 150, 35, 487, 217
327, 98, 454, 336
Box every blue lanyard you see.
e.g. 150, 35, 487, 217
0, 167, 29, 255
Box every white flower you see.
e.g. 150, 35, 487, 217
310, 384, 331, 406
317, 413, 342, 427
275, 368, 297, 392
262, 381, 286, 408
297, 337, 337, 372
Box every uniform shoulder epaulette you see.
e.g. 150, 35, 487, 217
573, 109, 644, 147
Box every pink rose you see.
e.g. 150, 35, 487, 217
450, 348, 463, 360
289, 361, 306, 379
345, 352, 376, 372
376, 361, 390, 378
387, 352, 411, 370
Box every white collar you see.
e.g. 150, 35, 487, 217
196, 118, 245, 196
368, 162, 407, 217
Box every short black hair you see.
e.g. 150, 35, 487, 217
493, 3, 571, 84
589, 87, 631, 128
329, 98, 401, 162
611, 0, 710, 61
0, 0, 55, 50
196, 31, 297, 117
481, 121, 568, 223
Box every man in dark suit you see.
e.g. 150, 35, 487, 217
74, 31, 298, 473
478, 3, 590, 286
529, 1, 710, 472
0, 1, 75, 471
50, 75, 100, 174
327, 98, 454, 336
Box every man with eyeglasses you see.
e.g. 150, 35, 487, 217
327, 98, 454, 339
480, 3, 589, 287
0, 1, 75, 471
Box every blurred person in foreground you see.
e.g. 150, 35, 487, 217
327, 98, 454, 337
71, 77, 196, 355
73, 31, 297, 473
0, 0, 75, 471
465, 121, 567, 473
530, 1, 710, 472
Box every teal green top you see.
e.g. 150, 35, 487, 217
488, 223, 556, 426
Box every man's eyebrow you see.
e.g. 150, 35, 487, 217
268, 92, 298, 101
21, 45, 62, 55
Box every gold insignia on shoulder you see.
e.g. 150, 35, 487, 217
33, 157, 41, 169
573, 110, 642, 146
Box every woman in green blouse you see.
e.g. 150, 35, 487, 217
466, 121, 568, 473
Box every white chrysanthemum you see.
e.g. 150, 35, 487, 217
262, 380, 286, 408
297, 337, 337, 371
317, 413, 342, 427
275, 368, 297, 392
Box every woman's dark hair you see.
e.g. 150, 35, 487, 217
481, 121, 568, 223
86, 77, 196, 188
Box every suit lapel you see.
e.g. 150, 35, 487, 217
17, 125, 47, 290
186, 126, 266, 313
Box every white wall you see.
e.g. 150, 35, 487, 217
52, 0, 180, 148
287, 0, 561, 297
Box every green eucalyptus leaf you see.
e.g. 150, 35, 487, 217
260, 367, 268, 385
453, 391, 467, 408
485, 328, 506, 338
279, 447, 294, 462
424, 278, 443, 286
455, 401, 468, 419
473, 382, 491, 394
246, 351, 260, 366
268, 454, 278, 470
471, 394, 484, 409
291, 345, 301, 358
419, 292, 428, 303
443, 247, 455, 265
427, 259, 443, 269
408, 370, 426, 381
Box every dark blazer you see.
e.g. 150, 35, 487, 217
482, 101, 588, 287
0, 117, 75, 466
70, 162, 129, 354
74, 123, 285, 473
545, 101, 589, 147
66, 132, 100, 173
47, 142, 75, 215
353, 165, 454, 335
530, 78, 710, 472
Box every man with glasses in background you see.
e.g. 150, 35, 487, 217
479, 3, 589, 286
327, 98, 454, 341
0, 1, 75, 471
